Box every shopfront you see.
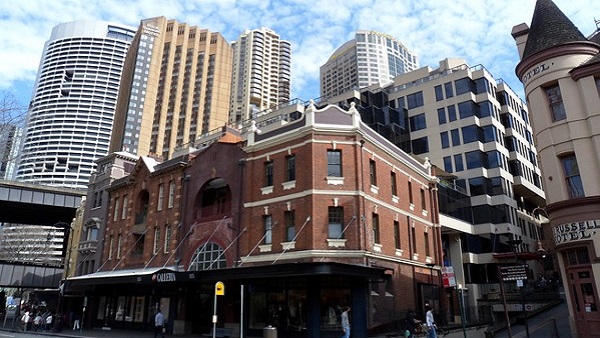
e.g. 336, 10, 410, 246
64, 262, 387, 338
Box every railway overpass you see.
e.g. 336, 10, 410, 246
0, 180, 85, 289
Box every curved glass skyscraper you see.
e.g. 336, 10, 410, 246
15, 20, 135, 188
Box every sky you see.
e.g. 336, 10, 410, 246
1, 0, 599, 109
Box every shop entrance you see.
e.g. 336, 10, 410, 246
565, 247, 600, 336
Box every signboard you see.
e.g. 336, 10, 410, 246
215, 281, 225, 296
442, 266, 456, 288
500, 264, 528, 281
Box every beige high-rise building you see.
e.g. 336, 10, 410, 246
110, 17, 233, 160
229, 28, 291, 123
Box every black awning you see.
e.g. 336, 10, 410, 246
65, 262, 387, 290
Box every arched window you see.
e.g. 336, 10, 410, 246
189, 242, 226, 271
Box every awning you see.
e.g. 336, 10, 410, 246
65, 266, 178, 287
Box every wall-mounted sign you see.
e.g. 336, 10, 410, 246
152, 272, 176, 283
553, 219, 600, 244
521, 62, 553, 84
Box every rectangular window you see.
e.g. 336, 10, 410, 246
462, 125, 479, 143
455, 77, 473, 95
394, 221, 401, 249
451, 129, 460, 146
113, 198, 120, 221
545, 84, 566, 121
285, 211, 295, 242
391, 172, 397, 196
454, 154, 464, 172
168, 181, 175, 208
437, 108, 446, 124
411, 137, 429, 155
408, 181, 413, 205
435, 85, 444, 101
425, 232, 430, 256
561, 154, 585, 198
411, 226, 417, 253
440, 131, 450, 149
153, 227, 160, 254
372, 213, 380, 244
444, 82, 454, 98
265, 162, 274, 186
328, 206, 344, 238
369, 160, 377, 186
407, 91, 424, 109
327, 150, 342, 177
164, 225, 171, 253
443, 156, 453, 173
466, 151, 483, 169
447, 105, 457, 121
421, 188, 427, 210
122, 195, 128, 219
286, 155, 296, 181
264, 215, 273, 244
409, 113, 427, 131
108, 236, 114, 260
157, 184, 164, 211
117, 234, 122, 259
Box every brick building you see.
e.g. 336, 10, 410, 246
66, 103, 439, 338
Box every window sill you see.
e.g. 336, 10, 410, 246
370, 185, 379, 194
259, 244, 272, 252
282, 180, 296, 190
422, 210, 428, 217
261, 186, 274, 195
395, 249, 404, 257
327, 238, 346, 248
409, 203, 415, 211
282, 241, 296, 250
392, 195, 399, 204
373, 243, 382, 253
326, 176, 345, 185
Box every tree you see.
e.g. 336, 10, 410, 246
0, 91, 27, 127
0, 91, 27, 180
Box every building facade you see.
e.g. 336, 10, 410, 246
15, 20, 136, 188
109, 17, 233, 161
0, 124, 22, 180
229, 28, 291, 123
65, 103, 440, 338
320, 30, 419, 100
323, 57, 548, 324
512, 0, 600, 336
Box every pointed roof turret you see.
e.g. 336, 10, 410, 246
522, 0, 587, 59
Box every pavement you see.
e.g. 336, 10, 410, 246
0, 301, 572, 338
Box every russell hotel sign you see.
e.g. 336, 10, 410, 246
554, 220, 600, 244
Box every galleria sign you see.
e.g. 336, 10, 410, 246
553, 220, 600, 244
152, 272, 177, 283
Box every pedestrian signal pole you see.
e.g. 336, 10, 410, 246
213, 281, 225, 338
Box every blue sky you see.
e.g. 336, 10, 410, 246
1, 0, 599, 109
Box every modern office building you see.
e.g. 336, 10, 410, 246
323, 57, 548, 324
229, 28, 291, 123
0, 124, 22, 180
15, 20, 136, 189
320, 30, 418, 100
109, 17, 233, 161
512, 0, 600, 336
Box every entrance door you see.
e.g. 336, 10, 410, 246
567, 267, 600, 336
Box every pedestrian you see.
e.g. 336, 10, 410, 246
340, 306, 351, 338
34, 312, 43, 331
404, 310, 419, 338
154, 309, 165, 338
21, 311, 31, 331
425, 303, 437, 338
73, 313, 80, 330
45, 312, 53, 331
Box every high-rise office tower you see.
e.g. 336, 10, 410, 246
15, 20, 136, 189
109, 17, 233, 160
320, 30, 418, 100
229, 28, 291, 123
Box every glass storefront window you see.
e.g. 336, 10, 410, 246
320, 288, 350, 331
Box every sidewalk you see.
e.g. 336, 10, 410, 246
493, 300, 571, 338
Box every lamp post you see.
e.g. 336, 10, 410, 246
507, 239, 530, 338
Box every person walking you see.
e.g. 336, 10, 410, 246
340, 306, 351, 338
425, 303, 437, 338
154, 309, 165, 338
404, 310, 420, 338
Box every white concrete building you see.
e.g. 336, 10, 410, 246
15, 20, 136, 188
229, 27, 291, 123
320, 30, 418, 100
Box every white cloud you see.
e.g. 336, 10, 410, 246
1, 0, 599, 104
